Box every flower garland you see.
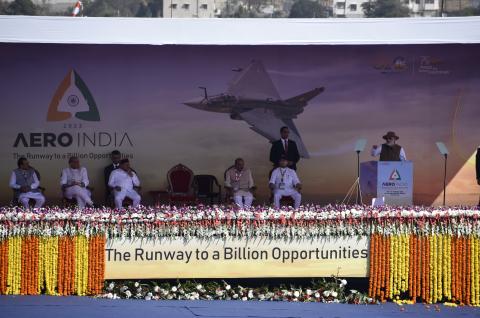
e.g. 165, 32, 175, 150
99, 278, 374, 303
38, 236, 58, 295
368, 233, 480, 306
74, 235, 88, 296
87, 235, 105, 295
1, 205, 479, 240
0, 239, 8, 294
0, 205, 479, 305
0, 235, 102, 296
20, 236, 39, 295
58, 236, 75, 296
6, 236, 22, 294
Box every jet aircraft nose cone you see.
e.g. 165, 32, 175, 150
184, 97, 204, 108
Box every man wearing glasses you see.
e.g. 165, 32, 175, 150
371, 131, 406, 161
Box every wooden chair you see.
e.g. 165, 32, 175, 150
167, 164, 196, 205
193, 175, 221, 205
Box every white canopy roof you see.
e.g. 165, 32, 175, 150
1, 15, 480, 45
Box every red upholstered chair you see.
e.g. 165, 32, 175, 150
167, 164, 196, 205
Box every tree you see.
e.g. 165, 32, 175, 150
0, 1, 9, 14
446, 5, 480, 16
362, 0, 410, 17
135, 0, 152, 16
289, 0, 329, 18
6, 0, 38, 15
147, 0, 162, 17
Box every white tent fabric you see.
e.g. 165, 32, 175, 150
0, 16, 480, 45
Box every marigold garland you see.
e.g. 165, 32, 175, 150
6, 236, 22, 295
74, 235, 89, 296
0, 235, 103, 297
20, 236, 39, 295
0, 239, 8, 294
368, 233, 480, 305
87, 235, 105, 295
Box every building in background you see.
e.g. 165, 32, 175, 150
444, 0, 475, 12
163, 0, 217, 17
1, 0, 477, 17
409, 0, 440, 16
332, 0, 367, 17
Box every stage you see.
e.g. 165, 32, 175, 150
1, 205, 480, 306
1, 295, 479, 318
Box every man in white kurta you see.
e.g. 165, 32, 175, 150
269, 157, 302, 209
10, 157, 45, 209
108, 159, 141, 209
61, 157, 93, 209
225, 158, 255, 209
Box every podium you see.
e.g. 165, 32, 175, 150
360, 161, 413, 206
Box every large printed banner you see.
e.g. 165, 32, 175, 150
1, 43, 479, 205
105, 237, 369, 278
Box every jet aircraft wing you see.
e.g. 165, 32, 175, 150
238, 108, 310, 158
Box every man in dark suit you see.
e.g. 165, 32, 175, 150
269, 126, 300, 170
104, 150, 122, 203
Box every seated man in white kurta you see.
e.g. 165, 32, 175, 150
61, 156, 94, 209
108, 158, 141, 209
225, 158, 255, 209
10, 157, 45, 209
269, 156, 302, 209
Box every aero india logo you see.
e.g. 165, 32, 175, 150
47, 70, 100, 122
389, 169, 401, 181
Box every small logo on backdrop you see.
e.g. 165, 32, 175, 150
47, 70, 100, 122
418, 56, 450, 75
373, 56, 408, 74
389, 169, 401, 181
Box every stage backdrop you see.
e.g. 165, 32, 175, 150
0, 43, 479, 206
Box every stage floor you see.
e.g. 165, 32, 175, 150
1, 296, 479, 318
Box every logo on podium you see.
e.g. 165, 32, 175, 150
389, 169, 401, 181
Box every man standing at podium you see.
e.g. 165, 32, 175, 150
371, 131, 407, 161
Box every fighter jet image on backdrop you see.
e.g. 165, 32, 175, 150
184, 60, 324, 158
